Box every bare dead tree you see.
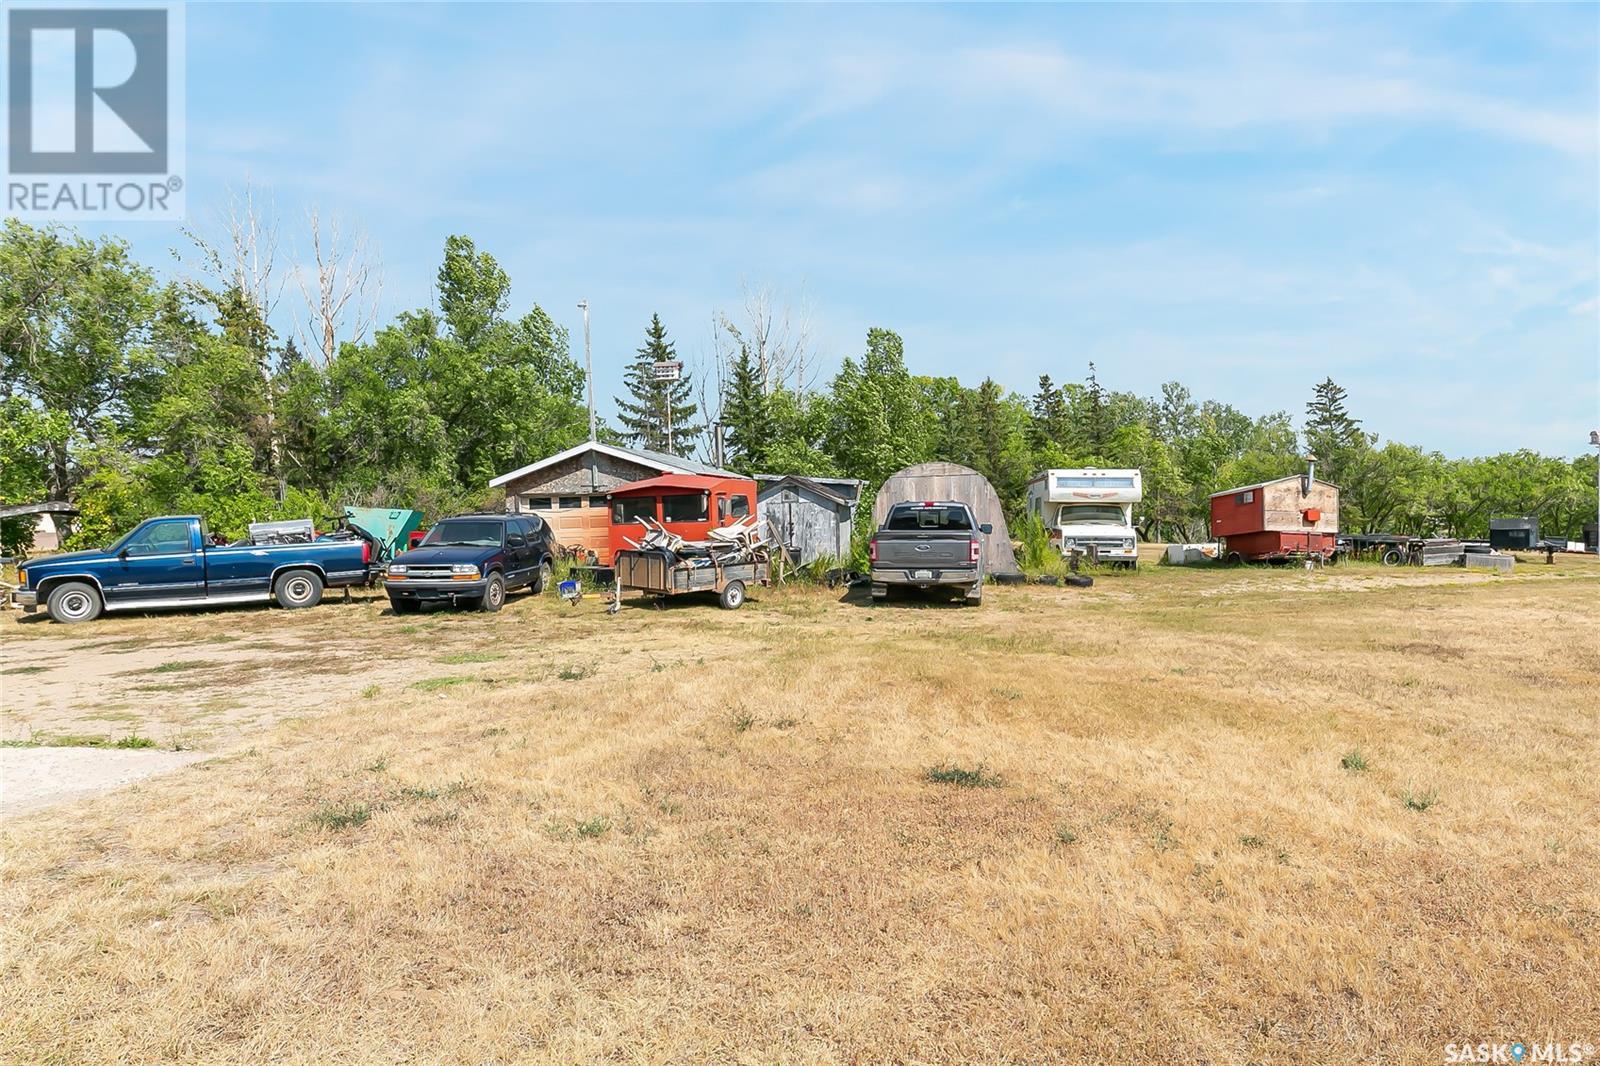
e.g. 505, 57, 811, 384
294, 207, 381, 364
183, 181, 288, 497
715, 281, 820, 395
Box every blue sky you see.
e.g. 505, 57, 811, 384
75, 2, 1600, 457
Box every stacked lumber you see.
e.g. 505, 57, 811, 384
1420, 539, 1463, 567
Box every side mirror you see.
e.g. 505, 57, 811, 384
506, 534, 526, 548
979, 523, 993, 535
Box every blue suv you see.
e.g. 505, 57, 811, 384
385, 513, 555, 614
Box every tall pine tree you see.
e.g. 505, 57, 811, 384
720, 342, 770, 474
615, 313, 701, 455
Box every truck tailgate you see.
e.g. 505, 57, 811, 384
875, 532, 972, 568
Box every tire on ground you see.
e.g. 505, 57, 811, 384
275, 569, 324, 609
479, 571, 505, 612
719, 580, 746, 610
46, 581, 103, 624
390, 598, 421, 614
533, 560, 553, 595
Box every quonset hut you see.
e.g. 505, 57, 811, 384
871, 462, 1022, 576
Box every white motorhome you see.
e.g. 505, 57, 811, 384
1025, 468, 1143, 568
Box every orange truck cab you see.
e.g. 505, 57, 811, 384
607, 474, 758, 560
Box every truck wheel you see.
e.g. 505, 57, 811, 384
47, 581, 103, 624
533, 560, 553, 595
479, 572, 505, 612
390, 598, 421, 615
275, 570, 324, 609
718, 580, 746, 610
871, 583, 888, 603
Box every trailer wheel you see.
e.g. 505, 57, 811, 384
718, 580, 746, 610
46, 581, 103, 624
479, 571, 505, 612
275, 570, 324, 609
1381, 548, 1403, 567
1225, 552, 1242, 566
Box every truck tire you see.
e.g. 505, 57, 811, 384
275, 570, 324, 609
718, 580, 746, 610
871, 583, 888, 603
533, 559, 553, 595
390, 598, 421, 615
479, 571, 505, 612
46, 581, 103, 624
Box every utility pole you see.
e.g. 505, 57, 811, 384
578, 299, 595, 442
1590, 430, 1599, 554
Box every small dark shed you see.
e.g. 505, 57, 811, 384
756, 475, 862, 567
1488, 517, 1539, 550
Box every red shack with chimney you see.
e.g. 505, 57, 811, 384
1209, 472, 1339, 562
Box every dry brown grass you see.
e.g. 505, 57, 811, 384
3, 556, 1598, 1063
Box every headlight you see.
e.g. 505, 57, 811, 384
1124, 539, 1136, 549
450, 563, 480, 576
388, 564, 408, 575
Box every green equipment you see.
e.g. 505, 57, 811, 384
341, 506, 424, 563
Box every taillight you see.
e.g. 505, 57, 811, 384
362, 541, 371, 566
869, 539, 878, 562
969, 539, 981, 563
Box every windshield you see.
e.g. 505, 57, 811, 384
885, 504, 973, 531
1057, 504, 1127, 526
421, 520, 503, 547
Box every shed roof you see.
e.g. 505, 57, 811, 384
755, 475, 856, 508
488, 441, 734, 488
1207, 475, 1339, 499
608, 473, 754, 497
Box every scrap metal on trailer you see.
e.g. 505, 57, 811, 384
612, 515, 770, 609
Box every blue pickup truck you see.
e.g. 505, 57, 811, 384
13, 515, 374, 624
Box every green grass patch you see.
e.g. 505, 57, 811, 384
924, 763, 1003, 789
575, 817, 610, 839
1, 732, 157, 750
412, 676, 471, 692
1341, 748, 1370, 772
309, 803, 375, 831
557, 664, 595, 681
438, 651, 505, 664
3, 665, 48, 676
1402, 788, 1439, 813
145, 659, 215, 674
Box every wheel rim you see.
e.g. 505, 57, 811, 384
540, 564, 551, 590
489, 580, 503, 606
287, 576, 312, 601
60, 591, 92, 618
728, 586, 743, 606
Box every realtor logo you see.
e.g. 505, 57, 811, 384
5, 2, 185, 219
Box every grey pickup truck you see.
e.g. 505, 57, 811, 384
868, 500, 991, 606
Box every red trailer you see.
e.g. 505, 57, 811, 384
1209, 474, 1339, 563
606, 473, 758, 562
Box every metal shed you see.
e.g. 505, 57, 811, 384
756, 475, 862, 567
871, 462, 1023, 576
1488, 517, 1539, 551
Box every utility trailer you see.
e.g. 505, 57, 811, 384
613, 548, 769, 610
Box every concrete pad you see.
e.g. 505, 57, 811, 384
0, 747, 208, 818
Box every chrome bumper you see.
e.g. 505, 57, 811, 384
871, 567, 980, 587
13, 589, 38, 609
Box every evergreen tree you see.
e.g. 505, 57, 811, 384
720, 341, 770, 474
1304, 377, 1362, 454
1028, 374, 1070, 456
1081, 362, 1110, 456
615, 314, 701, 455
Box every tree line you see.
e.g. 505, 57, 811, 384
2, 219, 1594, 556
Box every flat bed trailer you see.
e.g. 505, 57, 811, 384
614, 548, 768, 610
